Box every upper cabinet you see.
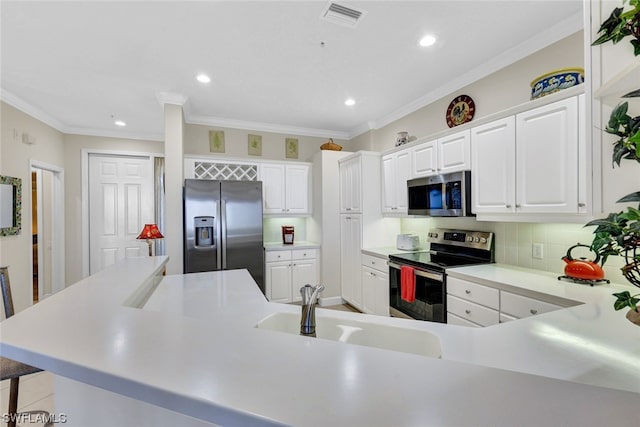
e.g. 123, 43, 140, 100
260, 163, 311, 215
411, 129, 471, 178
472, 95, 585, 216
381, 148, 411, 214
339, 156, 362, 213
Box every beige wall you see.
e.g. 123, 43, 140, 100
184, 123, 349, 162
369, 31, 585, 152
0, 102, 65, 313
62, 134, 163, 284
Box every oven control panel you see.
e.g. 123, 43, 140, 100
427, 229, 493, 250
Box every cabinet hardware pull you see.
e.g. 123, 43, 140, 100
465, 309, 471, 314
516, 204, 521, 208
530, 309, 538, 315
505, 204, 512, 208
465, 290, 471, 294
578, 203, 586, 207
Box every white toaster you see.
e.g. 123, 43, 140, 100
396, 234, 420, 250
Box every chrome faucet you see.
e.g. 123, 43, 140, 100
300, 284, 324, 337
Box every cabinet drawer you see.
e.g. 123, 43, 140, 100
291, 248, 318, 260
447, 277, 499, 310
447, 295, 499, 327
447, 312, 482, 328
500, 291, 561, 319
265, 250, 292, 263
361, 253, 387, 273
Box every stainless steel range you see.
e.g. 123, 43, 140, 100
388, 229, 494, 322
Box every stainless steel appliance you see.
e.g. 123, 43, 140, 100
183, 179, 265, 293
396, 234, 420, 250
407, 171, 473, 216
388, 229, 494, 322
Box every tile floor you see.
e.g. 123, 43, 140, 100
0, 371, 54, 426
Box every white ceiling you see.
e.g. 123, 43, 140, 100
1, 1, 583, 141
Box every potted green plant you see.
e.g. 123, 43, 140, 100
585, 101, 640, 323
592, 0, 640, 56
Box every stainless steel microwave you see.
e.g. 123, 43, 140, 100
407, 171, 473, 216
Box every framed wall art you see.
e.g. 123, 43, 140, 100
285, 138, 299, 159
209, 130, 225, 153
248, 134, 262, 156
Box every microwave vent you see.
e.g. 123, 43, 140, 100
320, 2, 366, 27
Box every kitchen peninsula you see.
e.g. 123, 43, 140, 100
0, 257, 639, 427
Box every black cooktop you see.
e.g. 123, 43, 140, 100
389, 251, 489, 271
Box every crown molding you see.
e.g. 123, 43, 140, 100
187, 114, 350, 140
1, 88, 67, 132
356, 11, 584, 137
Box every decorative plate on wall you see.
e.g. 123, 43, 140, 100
446, 95, 475, 128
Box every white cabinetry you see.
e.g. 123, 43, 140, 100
447, 277, 499, 327
339, 152, 399, 311
260, 163, 311, 215
471, 95, 584, 216
381, 148, 411, 214
446, 276, 564, 327
411, 129, 470, 178
339, 156, 362, 213
361, 253, 389, 316
265, 249, 319, 303
341, 215, 362, 308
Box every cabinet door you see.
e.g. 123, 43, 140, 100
265, 261, 291, 303
374, 270, 389, 316
395, 150, 411, 213
260, 164, 286, 214
291, 259, 317, 303
438, 129, 470, 173
361, 266, 377, 314
340, 215, 362, 309
381, 154, 396, 213
471, 116, 516, 213
285, 165, 310, 214
516, 97, 579, 213
411, 140, 438, 178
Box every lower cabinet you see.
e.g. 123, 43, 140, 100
446, 276, 563, 327
361, 253, 389, 316
265, 249, 319, 303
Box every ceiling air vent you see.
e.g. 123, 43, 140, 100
320, 2, 366, 28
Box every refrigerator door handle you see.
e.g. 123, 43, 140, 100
221, 199, 228, 269
216, 201, 222, 269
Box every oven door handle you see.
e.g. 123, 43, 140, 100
387, 261, 443, 282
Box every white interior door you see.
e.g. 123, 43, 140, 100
89, 154, 153, 274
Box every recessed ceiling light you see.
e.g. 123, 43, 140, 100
419, 35, 437, 47
114, 120, 126, 127
196, 73, 211, 84
345, 98, 356, 106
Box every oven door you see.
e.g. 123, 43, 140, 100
388, 261, 446, 322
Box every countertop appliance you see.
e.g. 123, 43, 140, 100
397, 234, 420, 250
407, 171, 473, 217
388, 228, 494, 322
183, 179, 265, 293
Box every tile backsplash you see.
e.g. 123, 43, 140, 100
263, 217, 308, 244
400, 217, 628, 285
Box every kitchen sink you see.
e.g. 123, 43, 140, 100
255, 312, 441, 358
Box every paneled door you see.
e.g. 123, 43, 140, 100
89, 154, 153, 274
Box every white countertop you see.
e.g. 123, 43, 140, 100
1, 257, 639, 426
264, 241, 320, 250
362, 246, 422, 257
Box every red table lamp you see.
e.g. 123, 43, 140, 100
136, 224, 164, 256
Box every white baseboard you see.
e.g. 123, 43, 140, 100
318, 296, 344, 307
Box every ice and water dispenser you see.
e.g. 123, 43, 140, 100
194, 216, 215, 247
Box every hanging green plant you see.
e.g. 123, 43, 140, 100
592, 0, 640, 56
604, 102, 640, 166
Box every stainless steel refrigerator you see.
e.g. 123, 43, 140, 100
183, 179, 264, 294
